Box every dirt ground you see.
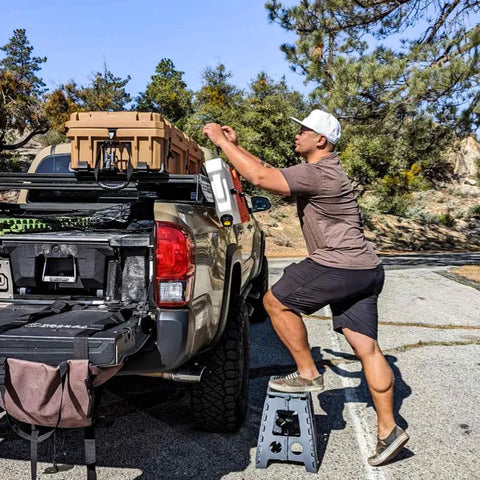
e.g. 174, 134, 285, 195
450, 265, 480, 284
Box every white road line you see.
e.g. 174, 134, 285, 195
327, 309, 387, 480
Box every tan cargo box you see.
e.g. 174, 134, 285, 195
166, 127, 189, 174
66, 111, 204, 173
187, 139, 203, 174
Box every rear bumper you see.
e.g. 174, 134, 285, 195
155, 308, 193, 370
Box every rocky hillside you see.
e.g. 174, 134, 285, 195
259, 182, 480, 256
261, 135, 480, 256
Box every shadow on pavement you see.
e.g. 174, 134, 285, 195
379, 251, 480, 267
321, 350, 411, 430
318, 349, 413, 464
0, 376, 257, 480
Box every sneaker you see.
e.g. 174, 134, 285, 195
268, 371, 324, 393
368, 425, 409, 466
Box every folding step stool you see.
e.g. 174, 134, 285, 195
256, 382, 319, 473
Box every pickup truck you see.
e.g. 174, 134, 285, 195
0, 138, 270, 433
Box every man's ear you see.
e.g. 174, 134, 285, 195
316, 135, 328, 149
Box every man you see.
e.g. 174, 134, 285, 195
202, 109, 409, 466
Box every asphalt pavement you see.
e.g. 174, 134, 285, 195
0, 255, 479, 479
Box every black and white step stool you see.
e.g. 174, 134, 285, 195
256, 381, 319, 473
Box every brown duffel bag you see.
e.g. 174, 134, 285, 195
0, 357, 121, 480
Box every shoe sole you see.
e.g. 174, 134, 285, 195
268, 379, 324, 393
368, 432, 410, 466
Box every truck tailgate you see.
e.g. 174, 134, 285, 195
0, 304, 151, 367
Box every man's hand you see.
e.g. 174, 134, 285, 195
221, 125, 238, 145
202, 123, 229, 147
202, 122, 291, 196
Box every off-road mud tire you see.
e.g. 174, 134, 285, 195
249, 255, 269, 323
190, 295, 250, 432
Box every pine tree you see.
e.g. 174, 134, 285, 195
265, 0, 476, 203
77, 64, 131, 111
0, 29, 48, 152
184, 63, 244, 144
136, 58, 193, 128
238, 72, 308, 169
43, 82, 82, 133
0, 28, 46, 96
44, 65, 131, 133
265, 0, 480, 134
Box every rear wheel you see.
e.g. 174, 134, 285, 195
190, 295, 249, 432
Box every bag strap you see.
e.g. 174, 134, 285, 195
30, 425, 39, 480
2, 361, 69, 480
84, 425, 97, 480
73, 309, 132, 360
0, 356, 6, 407
0, 300, 72, 335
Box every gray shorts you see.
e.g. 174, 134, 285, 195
270, 258, 385, 340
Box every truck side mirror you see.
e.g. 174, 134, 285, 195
251, 196, 271, 213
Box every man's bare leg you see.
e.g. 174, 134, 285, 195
342, 327, 396, 439
263, 289, 320, 379
264, 290, 396, 438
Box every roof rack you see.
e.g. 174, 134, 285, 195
0, 172, 214, 204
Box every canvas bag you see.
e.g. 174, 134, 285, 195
0, 301, 130, 479
0, 358, 120, 427
0, 354, 121, 479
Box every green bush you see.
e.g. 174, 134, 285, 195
38, 130, 67, 147
466, 204, 480, 219
377, 193, 413, 217
437, 212, 455, 228
415, 211, 440, 225
0, 155, 23, 172
373, 164, 426, 216
359, 209, 374, 230
340, 135, 396, 187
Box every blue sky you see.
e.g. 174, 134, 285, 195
2, 0, 478, 103
1, 0, 310, 99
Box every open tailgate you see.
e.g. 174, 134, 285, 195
0, 302, 151, 367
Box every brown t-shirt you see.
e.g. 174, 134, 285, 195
281, 153, 380, 269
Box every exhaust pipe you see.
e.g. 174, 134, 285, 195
142, 365, 206, 383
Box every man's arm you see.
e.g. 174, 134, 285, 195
203, 123, 291, 196
222, 126, 263, 165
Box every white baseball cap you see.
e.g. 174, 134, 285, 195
290, 109, 341, 144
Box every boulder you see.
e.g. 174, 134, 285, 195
452, 136, 480, 183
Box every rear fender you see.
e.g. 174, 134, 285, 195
211, 243, 242, 347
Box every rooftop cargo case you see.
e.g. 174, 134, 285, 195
66, 111, 204, 174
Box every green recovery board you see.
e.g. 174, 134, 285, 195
0, 217, 91, 235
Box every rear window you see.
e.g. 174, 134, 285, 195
36, 154, 72, 174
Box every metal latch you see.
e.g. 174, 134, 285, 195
42, 256, 77, 283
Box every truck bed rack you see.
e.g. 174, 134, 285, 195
0, 172, 214, 204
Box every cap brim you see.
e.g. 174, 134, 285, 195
289, 116, 303, 126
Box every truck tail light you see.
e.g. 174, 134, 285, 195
154, 222, 195, 307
